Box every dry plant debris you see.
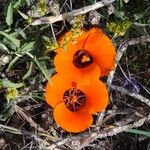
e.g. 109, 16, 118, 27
0, 0, 150, 149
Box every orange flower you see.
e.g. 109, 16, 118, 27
55, 27, 116, 77
45, 74, 108, 132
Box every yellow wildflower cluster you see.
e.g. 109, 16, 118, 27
37, 0, 48, 16
107, 20, 132, 36
27, 16, 33, 25
71, 15, 85, 43
6, 87, 19, 102
60, 15, 85, 50
45, 37, 58, 52
60, 36, 70, 50
71, 15, 85, 38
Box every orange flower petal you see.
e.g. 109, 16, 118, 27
45, 75, 72, 108
56, 27, 115, 77
54, 52, 101, 85
84, 28, 116, 76
55, 30, 101, 84
53, 103, 93, 132
78, 80, 109, 114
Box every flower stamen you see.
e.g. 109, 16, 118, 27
63, 88, 86, 111
81, 55, 91, 63
73, 49, 93, 68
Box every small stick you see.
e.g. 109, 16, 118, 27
67, 115, 150, 150
110, 85, 150, 107
107, 36, 150, 86
31, 0, 115, 25
14, 105, 45, 133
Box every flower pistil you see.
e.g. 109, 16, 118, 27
63, 87, 86, 112
73, 49, 93, 68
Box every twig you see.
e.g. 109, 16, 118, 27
0, 124, 22, 135
44, 115, 149, 150
66, 115, 150, 150
107, 36, 150, 86
39, 113, 149, 150
96, 110, 105, 124
110, 85, 150, 107
13, 105, 45, 133
31, 0, 115, 25
0, 123, 58, 148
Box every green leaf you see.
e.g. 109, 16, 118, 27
0, 123, 22, 134
25, 0, 31, 6
25, 52, 50, 80
127, 128, 150, 137
6, 2, 13, 26
23, 62, 33, 80
7, 56, 21, 70
20, 41, 35, 53
0, 103, 14, 121
114, 9, 125, 20
18, 10, 29, 20
13, 0, 24, 9
0, 31, 20, 48
0, 42, 8, 51
15, 28, 27, 39
34, 57, 50, 80
0, 79, 24, 88
42, 35, 50, 42
4, 28, 12, 32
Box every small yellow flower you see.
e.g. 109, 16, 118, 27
59, 15, 85, 50
107, 20, 132, 36
71, 15, 85, 43
27, 16, 33, 25
45, 37, 58, 52
37, 0, 48, 16
6, 87, 19, 102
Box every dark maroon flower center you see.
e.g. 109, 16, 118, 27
73, 49, 93, 68
63, 88, 86, 112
